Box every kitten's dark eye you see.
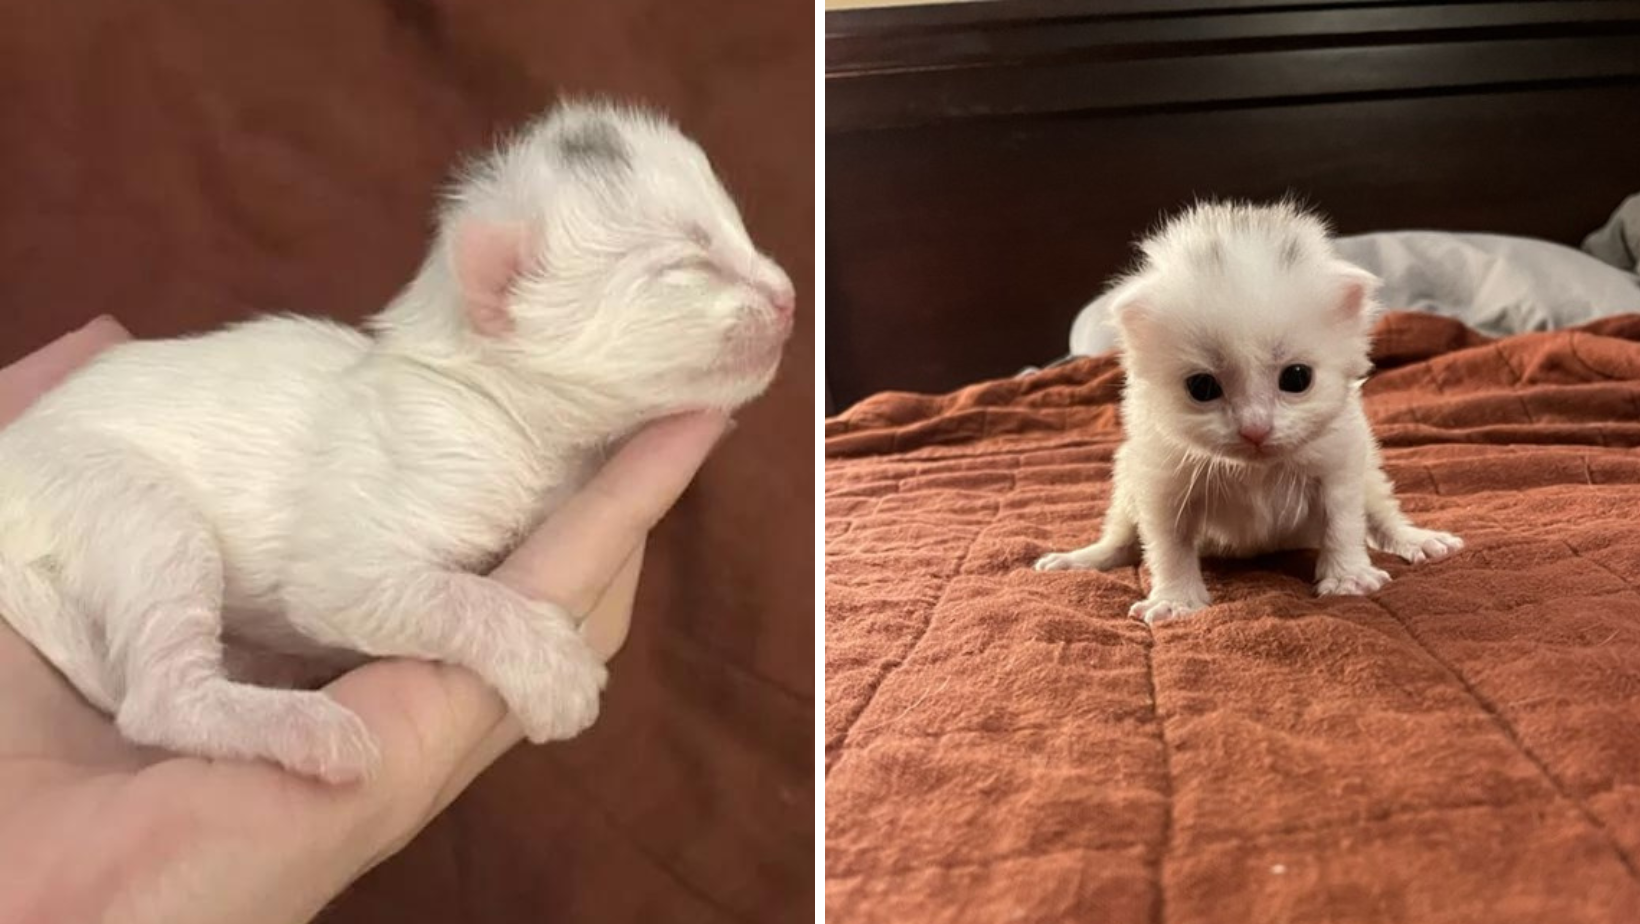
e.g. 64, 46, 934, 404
1184, 373, 1223, 402
1279, 364, 1313, 394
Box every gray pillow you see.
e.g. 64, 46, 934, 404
1333, 231, 1640, 337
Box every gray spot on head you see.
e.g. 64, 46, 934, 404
558, 119, 629, 170
1278, 234, 1303, 268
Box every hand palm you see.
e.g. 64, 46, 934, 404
0, 549, 640, 924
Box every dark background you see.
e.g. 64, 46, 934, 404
825, 0, 1640, 408
1, 2, 814, 921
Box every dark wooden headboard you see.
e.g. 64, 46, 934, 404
825, 0, 1640, 409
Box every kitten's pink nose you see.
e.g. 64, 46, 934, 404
1239, 423, 1272, 447
763, 277, 796, 320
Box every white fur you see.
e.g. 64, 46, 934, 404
1034, 200, 1461, 623
0, 100, 794, 782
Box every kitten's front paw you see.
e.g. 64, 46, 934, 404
1034, 542, 1138, 572
1315, 563, 1391, 596
491, 606, 608, 743
1387, 528, 1464, 565
1129, 591, 1209, 625
1035, 551, 1096, 572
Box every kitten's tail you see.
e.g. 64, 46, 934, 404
0, 557, 117, 711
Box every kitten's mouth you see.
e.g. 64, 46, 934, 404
1228, 440, 1282, 461
717, 316, 791, 378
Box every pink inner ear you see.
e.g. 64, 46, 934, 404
1339, 280, 1368, 318
1111, 289, 1156, 350
452, 221, 529, 337
1333, 265, 1382, 322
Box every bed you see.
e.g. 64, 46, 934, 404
824, 2, 1640, 921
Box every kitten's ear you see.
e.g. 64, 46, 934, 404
451, 220, 532, 337
1107, 282, 1159, 350
1331, 262, 1383, 325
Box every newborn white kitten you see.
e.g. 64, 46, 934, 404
0, 100, 795, 782
1035, 200, 1461, 624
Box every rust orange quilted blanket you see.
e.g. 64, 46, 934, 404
826, 312, 1640, 923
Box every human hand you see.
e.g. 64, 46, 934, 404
0, 323, 730, 924
0, 315, 132, 421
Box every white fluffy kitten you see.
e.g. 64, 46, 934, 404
0, 100, 794, 782
1035, 201, 1461, 624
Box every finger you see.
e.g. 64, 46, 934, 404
402, 539, 645, 785
0, 316, 131, 426
326, 657, 504, 782
343, 550, 649, 853
434, 541, 644, 815
491, 410, 727, 613
580, 540, 644, 661
332, 412, 720, 768
332, 503, 663, 809
333, 413, 724, 837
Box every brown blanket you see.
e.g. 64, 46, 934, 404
4, 2, 813, 921
825, 312, 1640, 923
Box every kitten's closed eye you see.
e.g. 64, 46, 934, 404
668, 256, 716, 274
657, 255, 719, 287
1278, 364, 1313, 393
1184, 373, 1223, 403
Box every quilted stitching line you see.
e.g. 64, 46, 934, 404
825, 844, 1139, 882
832, 436, 1118, 468
1369, 595, 1640, 884
1421, 358, 1447, 395
825, 494, 1002, 777
1561, 539, 1640, 596
1566, 332, 1640, 421
1491, 343, 1537, 425
823, 790, 1564, 883
1173, 790, 1558, 852
1142, 625, 1174, 924
1493, 340, 1524, 384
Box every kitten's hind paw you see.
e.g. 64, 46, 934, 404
1385, 529, 1464, 565
117, 681, 380, 785
1315, 564, 1391, 597
1129, 592, 1208, 625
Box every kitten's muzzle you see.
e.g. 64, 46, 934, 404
717, 307, 791, 376
761, 276, 796, 323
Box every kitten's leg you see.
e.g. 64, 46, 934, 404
1130, 504, 1211, 625
48, 447, 377, 782
1363, 468, 1464, 564
0, 558, 118, 711
1034, 478, 1141, 572
287, 570, 605, 743
1314, 469, 1391, 596
111, 595, 379, 783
